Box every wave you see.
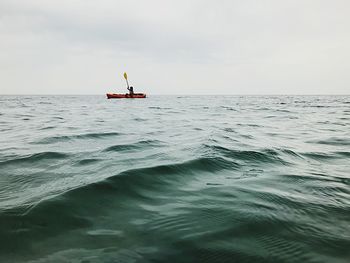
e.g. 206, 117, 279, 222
308, 137, 350, 146
0, 156, 242, 260
106, 157, 238, 186
39, 126, 56, 130
220, 106, 237, 111
301, 152, 341, 160
2, 156, 238, 208
75, 158, 102, 165
1, 156, 349, 262
148, 106, 172, 110
34, 132, 121, 144
204, 145, 288, 164
335, 151, 350, 157
0, 154, 238, 209
0, 151, 69, 167
103, 140, 163, 152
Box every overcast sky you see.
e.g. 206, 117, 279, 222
0, 0, 349, 95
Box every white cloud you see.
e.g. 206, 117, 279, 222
0, 0, 349, 94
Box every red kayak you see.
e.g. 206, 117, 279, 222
106, 93, 146, 99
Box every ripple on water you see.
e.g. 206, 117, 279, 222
307, 137, 350, 146
102, 139, 163, 152
0, 151, 69, 167
33, 132, 122, 144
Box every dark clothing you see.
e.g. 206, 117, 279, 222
127, 86, 134, 95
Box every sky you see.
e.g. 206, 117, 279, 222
0, 0, 349, 95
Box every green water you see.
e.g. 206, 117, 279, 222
0, 95, 349, 262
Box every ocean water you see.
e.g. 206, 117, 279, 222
0, 95, 349, 263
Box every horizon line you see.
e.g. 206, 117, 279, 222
0, 94, 349, 96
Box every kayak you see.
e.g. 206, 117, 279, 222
106, 93, 146, 99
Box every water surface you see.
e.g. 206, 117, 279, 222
0, 95, 349, 262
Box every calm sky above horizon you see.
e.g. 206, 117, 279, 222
0, 0, 349, 95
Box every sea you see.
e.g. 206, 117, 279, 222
0, 95, 349, 263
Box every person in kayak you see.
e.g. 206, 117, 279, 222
127, 86, 134, 96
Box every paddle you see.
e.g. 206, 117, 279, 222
124, 72, 129, 90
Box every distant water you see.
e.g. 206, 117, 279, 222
0, 95, 349, 263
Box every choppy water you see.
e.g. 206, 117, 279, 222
0, 95, 349, 263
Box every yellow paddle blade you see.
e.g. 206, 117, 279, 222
124, 72, 128, 80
